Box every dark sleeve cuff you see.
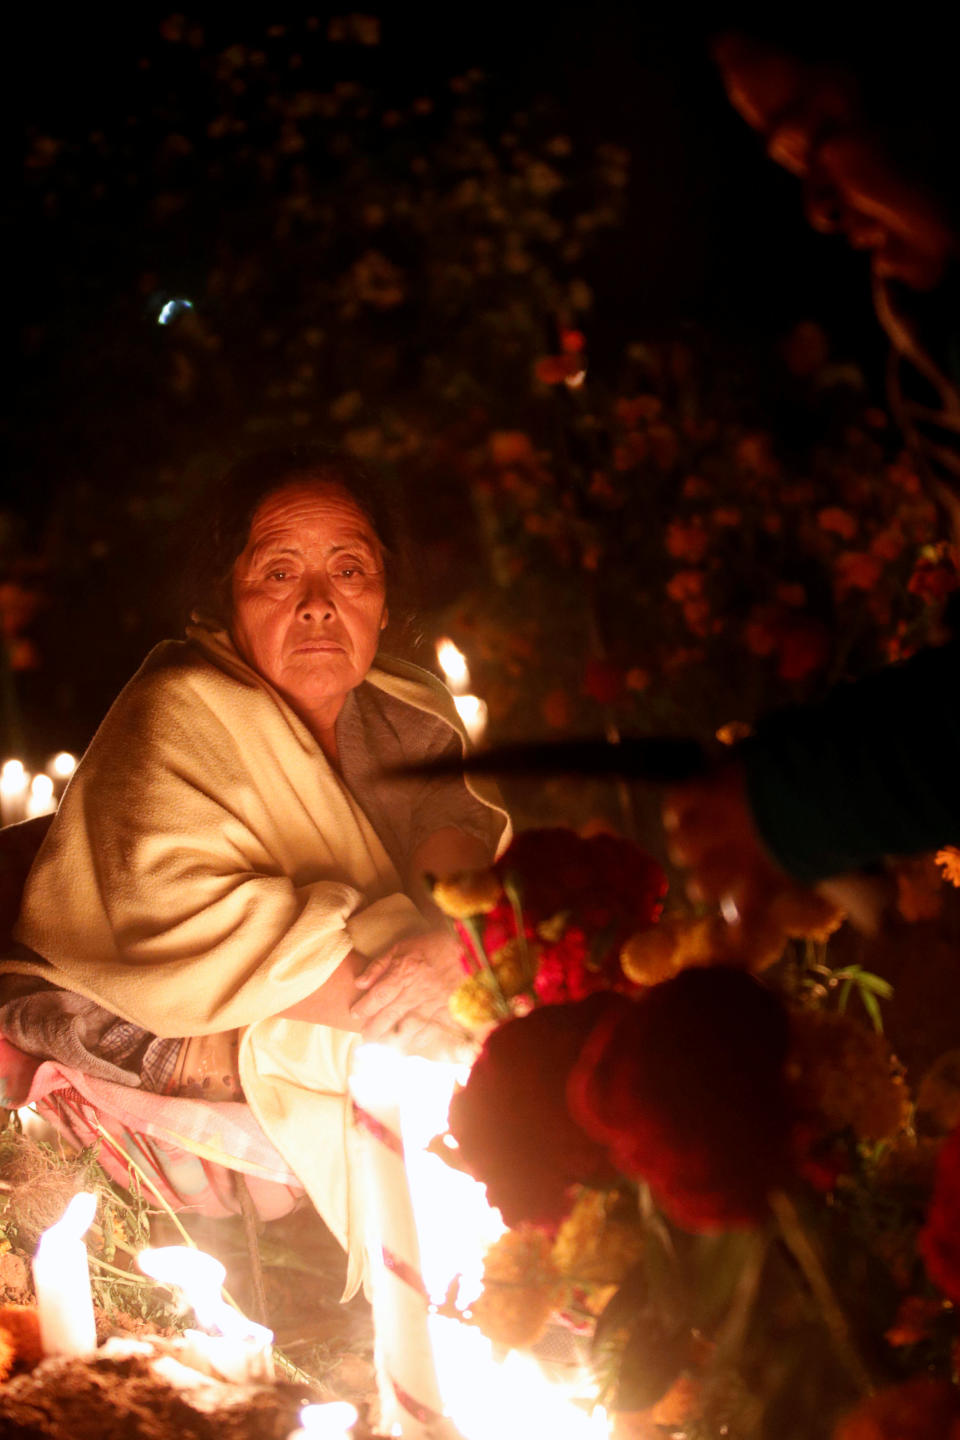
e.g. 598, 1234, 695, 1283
740, 642, 960, 884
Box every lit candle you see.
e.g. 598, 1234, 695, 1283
453, 694, 488, 747
436, 638, 470, 695
1, 759, 29, 827
25, 772, 56, 819
350, 1045, 455, 1440
138, 1245, 274, 1385
48, 751, 77, 799
32, 1191, 98, 1358
287, 1400, 359, 1440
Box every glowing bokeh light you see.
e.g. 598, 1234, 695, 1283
51, 751, 77, 778
157, 297, 194, 326
435, 637, 470, 692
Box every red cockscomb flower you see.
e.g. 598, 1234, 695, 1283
448, 995, 621, 1228
568, 968, 792, 1231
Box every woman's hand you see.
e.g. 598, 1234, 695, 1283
350, 927, 471, 1061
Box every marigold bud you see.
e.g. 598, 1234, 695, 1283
431, 868, 504, 917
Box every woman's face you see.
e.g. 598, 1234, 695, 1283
230, 480, 388, 731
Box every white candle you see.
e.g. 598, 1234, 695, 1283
436, 638, 470, 695
287, 1400, 359, 1439
350, 1045, 456, 1440
1, 758, 29, 827
32, 1191, 98, 1357
453, 694, 488, 747
25, 772, 56, 819
138, 1245, 274, 1384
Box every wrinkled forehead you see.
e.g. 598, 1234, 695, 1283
242, 479, 384, 557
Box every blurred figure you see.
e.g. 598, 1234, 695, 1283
664, 32, 960, 930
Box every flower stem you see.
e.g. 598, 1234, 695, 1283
770, 1188, 874, 1398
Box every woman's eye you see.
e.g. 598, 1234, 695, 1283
267, 568, 291, 582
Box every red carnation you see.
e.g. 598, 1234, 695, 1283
568, 968, 792, 1231
448, 995, 621, 1228
919, 1121, 960, 1303
495, 827, 665, 941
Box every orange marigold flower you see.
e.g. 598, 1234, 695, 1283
775, 581, 807, 607
561, 328, 586, 354
871, 526, 905, 561
534, 354, 582, 385
682, 474, 710, 498
626, 666, 650, 692
936, 846, 960, 887
769, 886, 844, 941
744, 613, 777, 657
666, 568, 704, 602
833, 1377, 960, 1440
432, 868, 505, 918
666, 520, 709, 564
551, 1187, 644, 1285
616, 394, 662, 426
621, 914, 723, 986
716, 719, 752, 746
712, 506, 742, 527
787, 1010, 910, 1144
884, 1295, 946, 1348
470, 1228, 563, 1349
0, 1305, 43, 1378
818, 506, 858, 539
682, 599, 712, 637
834, 552, 884, 593
489, 431, 536, 467
735, 432, 779, 477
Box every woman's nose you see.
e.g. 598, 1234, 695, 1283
297, 576, 336, 620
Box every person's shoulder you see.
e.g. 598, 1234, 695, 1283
366, 654, 462, 729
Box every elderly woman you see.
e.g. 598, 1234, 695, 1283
0, 447, 508, 1292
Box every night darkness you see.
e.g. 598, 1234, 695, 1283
8, 5, 957, 757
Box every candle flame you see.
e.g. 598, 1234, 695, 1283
1, 759, 28, 797
138, 1245, 272, 1346
51, 751, 78, 778
453, 694, 488, 745
351, 1048, 607, 1438
296, 1401, 359, 1436
435, 637, 470, 691
38, 1191, 97, 1250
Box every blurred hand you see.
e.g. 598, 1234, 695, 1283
663, 761, 885, 939
662, 760, 785, 926
351, 927, 473, 1061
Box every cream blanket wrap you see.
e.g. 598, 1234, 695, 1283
11, 620, 509, 1297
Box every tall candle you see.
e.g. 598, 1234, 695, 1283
1, 759, 29, 827
32, 1191, 98, 1357
350, 1045, 457, 1440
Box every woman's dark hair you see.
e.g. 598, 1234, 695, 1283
185, 444, 406, 627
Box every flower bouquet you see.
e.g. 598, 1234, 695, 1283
431, 828, 960, 1439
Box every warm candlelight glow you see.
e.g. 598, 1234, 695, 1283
0, 759, 27, 795
138, 1245, 274, 1383
453, 693, 488, 745
32, 1190, 98, 1358
289, 1401, 359, 1438
435, 637, 470, 693
26, 772, 56, 819
352, 1046, 607, 1439
50, 751, 78, 779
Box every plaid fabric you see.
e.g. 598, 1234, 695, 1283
96, 1018, 182, 1094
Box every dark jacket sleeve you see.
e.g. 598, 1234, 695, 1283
739, 639, 960, 884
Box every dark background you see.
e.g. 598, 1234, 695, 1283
8, 5, 956, 758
